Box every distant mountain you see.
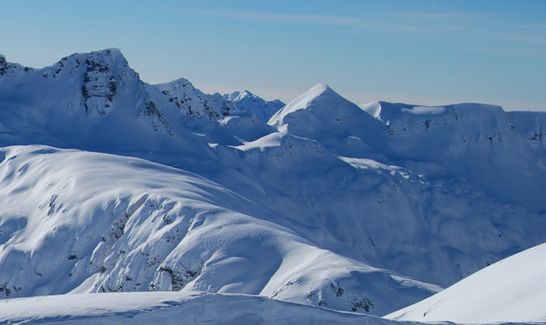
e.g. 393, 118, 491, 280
1, 49, 545, 320
155, 78, 235, 120
224, 89, 284, 121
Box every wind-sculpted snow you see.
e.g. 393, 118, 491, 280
1, 49, 546, 320
3, 292, 544, 325
0, 145, 438, 315
387, 242, 546, 323
0, 291, 411, 325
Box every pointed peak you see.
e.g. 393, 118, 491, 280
226, 89, 257, 102
268, 83, 354, 126
280, 83, 339, 107
239, 89, 255, 97
308, 83, 333, 95
296, 83, 342, 104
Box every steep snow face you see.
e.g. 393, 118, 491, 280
387, 242, 546, 323
0, 145, 438, 315
225, 90, 284, 121
0, 291, 407, 325
154, 78, 234, 120
0, 49, 188, 155
268, 84, 383, 158
508, 111, 546, 154
269, 84, 374, 133
0, 49, 145, 117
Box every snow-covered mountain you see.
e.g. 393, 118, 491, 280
0, 145, 438, 315
0, 49, 545, 322
155, 78, 235, 120
386, 242, 546, 323
360, 100, 546, 211
225, 89, 285, 121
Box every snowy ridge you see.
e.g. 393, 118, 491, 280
387, 242, 546, 323
359, 100, 546, 211
154, 78, 235, 120
0, 145, 438, 315
3, 292, 544, 325
0, 291, 410, 324
0, 49, 546, 322
225, 89, 284, 121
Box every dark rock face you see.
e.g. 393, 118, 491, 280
157, 79, 233, 120
0, 55, 7, 76
81, 59, 118, 115
142, 101, 173, 135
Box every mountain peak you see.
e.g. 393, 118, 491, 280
224, 89, 284, 121
229, 90, 256, 101
59, 48, 129, 70
308, 82, 333, 94
78, 48, 125, 61
268, 83, 344, 125
154, 77, 233, 120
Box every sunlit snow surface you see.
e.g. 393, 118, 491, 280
1, 49, 546, 322
0, 145, 438, 316
387, 242, 546, 323
0, 291, 407, 325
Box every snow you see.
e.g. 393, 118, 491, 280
154, 78, 235, 120
0, 291, 404, 324
401, 106, 446, 115
269, 83, 334, 126
0, 145, 438, 316
1, 49, 546, 322
224, 89, 284, 121
386, 242, 546, 323
360, 101, 382, 118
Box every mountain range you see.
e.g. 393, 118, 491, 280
0, 48, 545, 324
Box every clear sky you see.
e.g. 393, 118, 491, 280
2, 0, 546, 110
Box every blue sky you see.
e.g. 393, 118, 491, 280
2, 0, 546, 110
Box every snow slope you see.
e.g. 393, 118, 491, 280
386, 242, 546, 323
0, 145, 438, 316
1, 49, 546, 319
0, 292, 413, 325
225, 89, 284, 121
260, 85, 546, 286
360, 101, 546, 212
